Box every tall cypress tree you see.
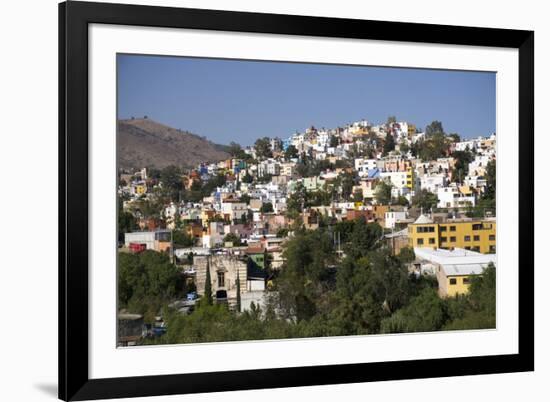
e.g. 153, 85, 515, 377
236, 269, 241, 313
204, 257, 213, 305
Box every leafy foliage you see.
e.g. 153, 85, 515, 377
254, 137, 272, 159
172, 229, 195, 247
284, 144, 299, 160
383, 132, 396, 155
412, 189, 439, 211
374, 180, 392, 205
118, 251, 181, 321
223, 232, 242, 246
260, 202, 274, 213
451, 149, 474, 182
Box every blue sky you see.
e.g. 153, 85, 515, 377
118, 54, 496, 146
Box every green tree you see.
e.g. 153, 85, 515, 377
287, 182, 308, 217
260, 202, 274, 213
448, 133, 461, 142
387, 116, 397, 124
332, 249, 410, 334
396, 195, 409, 206
340, 172, 355, 201
228, 141, 244, 158
274, 229, 335, 321
204, 258, 213, 305
412, 189, 439, 211
254, 137, 273, 159
480, 159, 496, 213
118, 250, 180, 320
484, 159, 496, 198
383, 132, 396, 155
381, 288, 446, 333
343, 218, 383, 260
223, 232, 242, 247
417, 132, 449, 161
172, 229, 195, 247
399, 141, 410, 155
352, 189, 364, 203
160, 165, 183, 200
451, 149, 474, 182
468, 262, 496, 317
118, 196, 137, 241
240, 194, 251, 205
374, 180, 392, 205
284, 144, 299, 160
397, 246, 415, 263
236, 270, 241, 313
241, 171, 253, 184
425, 121, 445, 137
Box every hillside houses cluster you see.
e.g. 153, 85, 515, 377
119, 118, 496, 312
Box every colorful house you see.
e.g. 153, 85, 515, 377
413, 247, 496, 297
408, 215, 496, 254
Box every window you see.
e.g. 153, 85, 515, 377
429, 238, 435, 244
450, 236, 456, 242
449, 278, 457, 285
489, 234, 496, 241
440, 226, 447, 232
463, 277, 471, 284
217, 272, 225, 288
417, 238, 424, 245
441, 237, 447, 242
464, 235, 471, 241
416, 226, 435, 233
472, 246, 480, 252
473, 235, 480, 241
472, 223, 483, 230
450, 226, 456, 231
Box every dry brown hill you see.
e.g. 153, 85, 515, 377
117, 118, 230, 170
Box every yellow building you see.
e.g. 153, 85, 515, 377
406, 166, 414, 189
436, 262, 489, 297
408, 215, 496, 254
414, 247, 496, 298
407, 124, 416, 138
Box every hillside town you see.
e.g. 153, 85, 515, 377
117, 117, 496, 346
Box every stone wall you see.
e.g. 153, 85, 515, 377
194, 255, 248, 303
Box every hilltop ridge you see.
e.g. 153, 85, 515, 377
117, 118, 230, 170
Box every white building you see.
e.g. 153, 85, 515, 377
454, 139, 477, 152
220, 200, 248, 221
464, 176, 488, 191
124, 230, 171, 251
437, 187, 476, 208
355, 158, 378, 177
420, 174, 447, 193
385, 210, 408, 229
380, 171, 410, 190
257, 159, 280, 177
280, 162, 296, 178
469, 155, 492, 176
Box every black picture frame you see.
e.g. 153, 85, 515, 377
59, 1, 534, 400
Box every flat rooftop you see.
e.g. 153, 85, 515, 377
414, 247, 496, 276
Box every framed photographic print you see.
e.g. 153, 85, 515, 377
59, 1, 534, 400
